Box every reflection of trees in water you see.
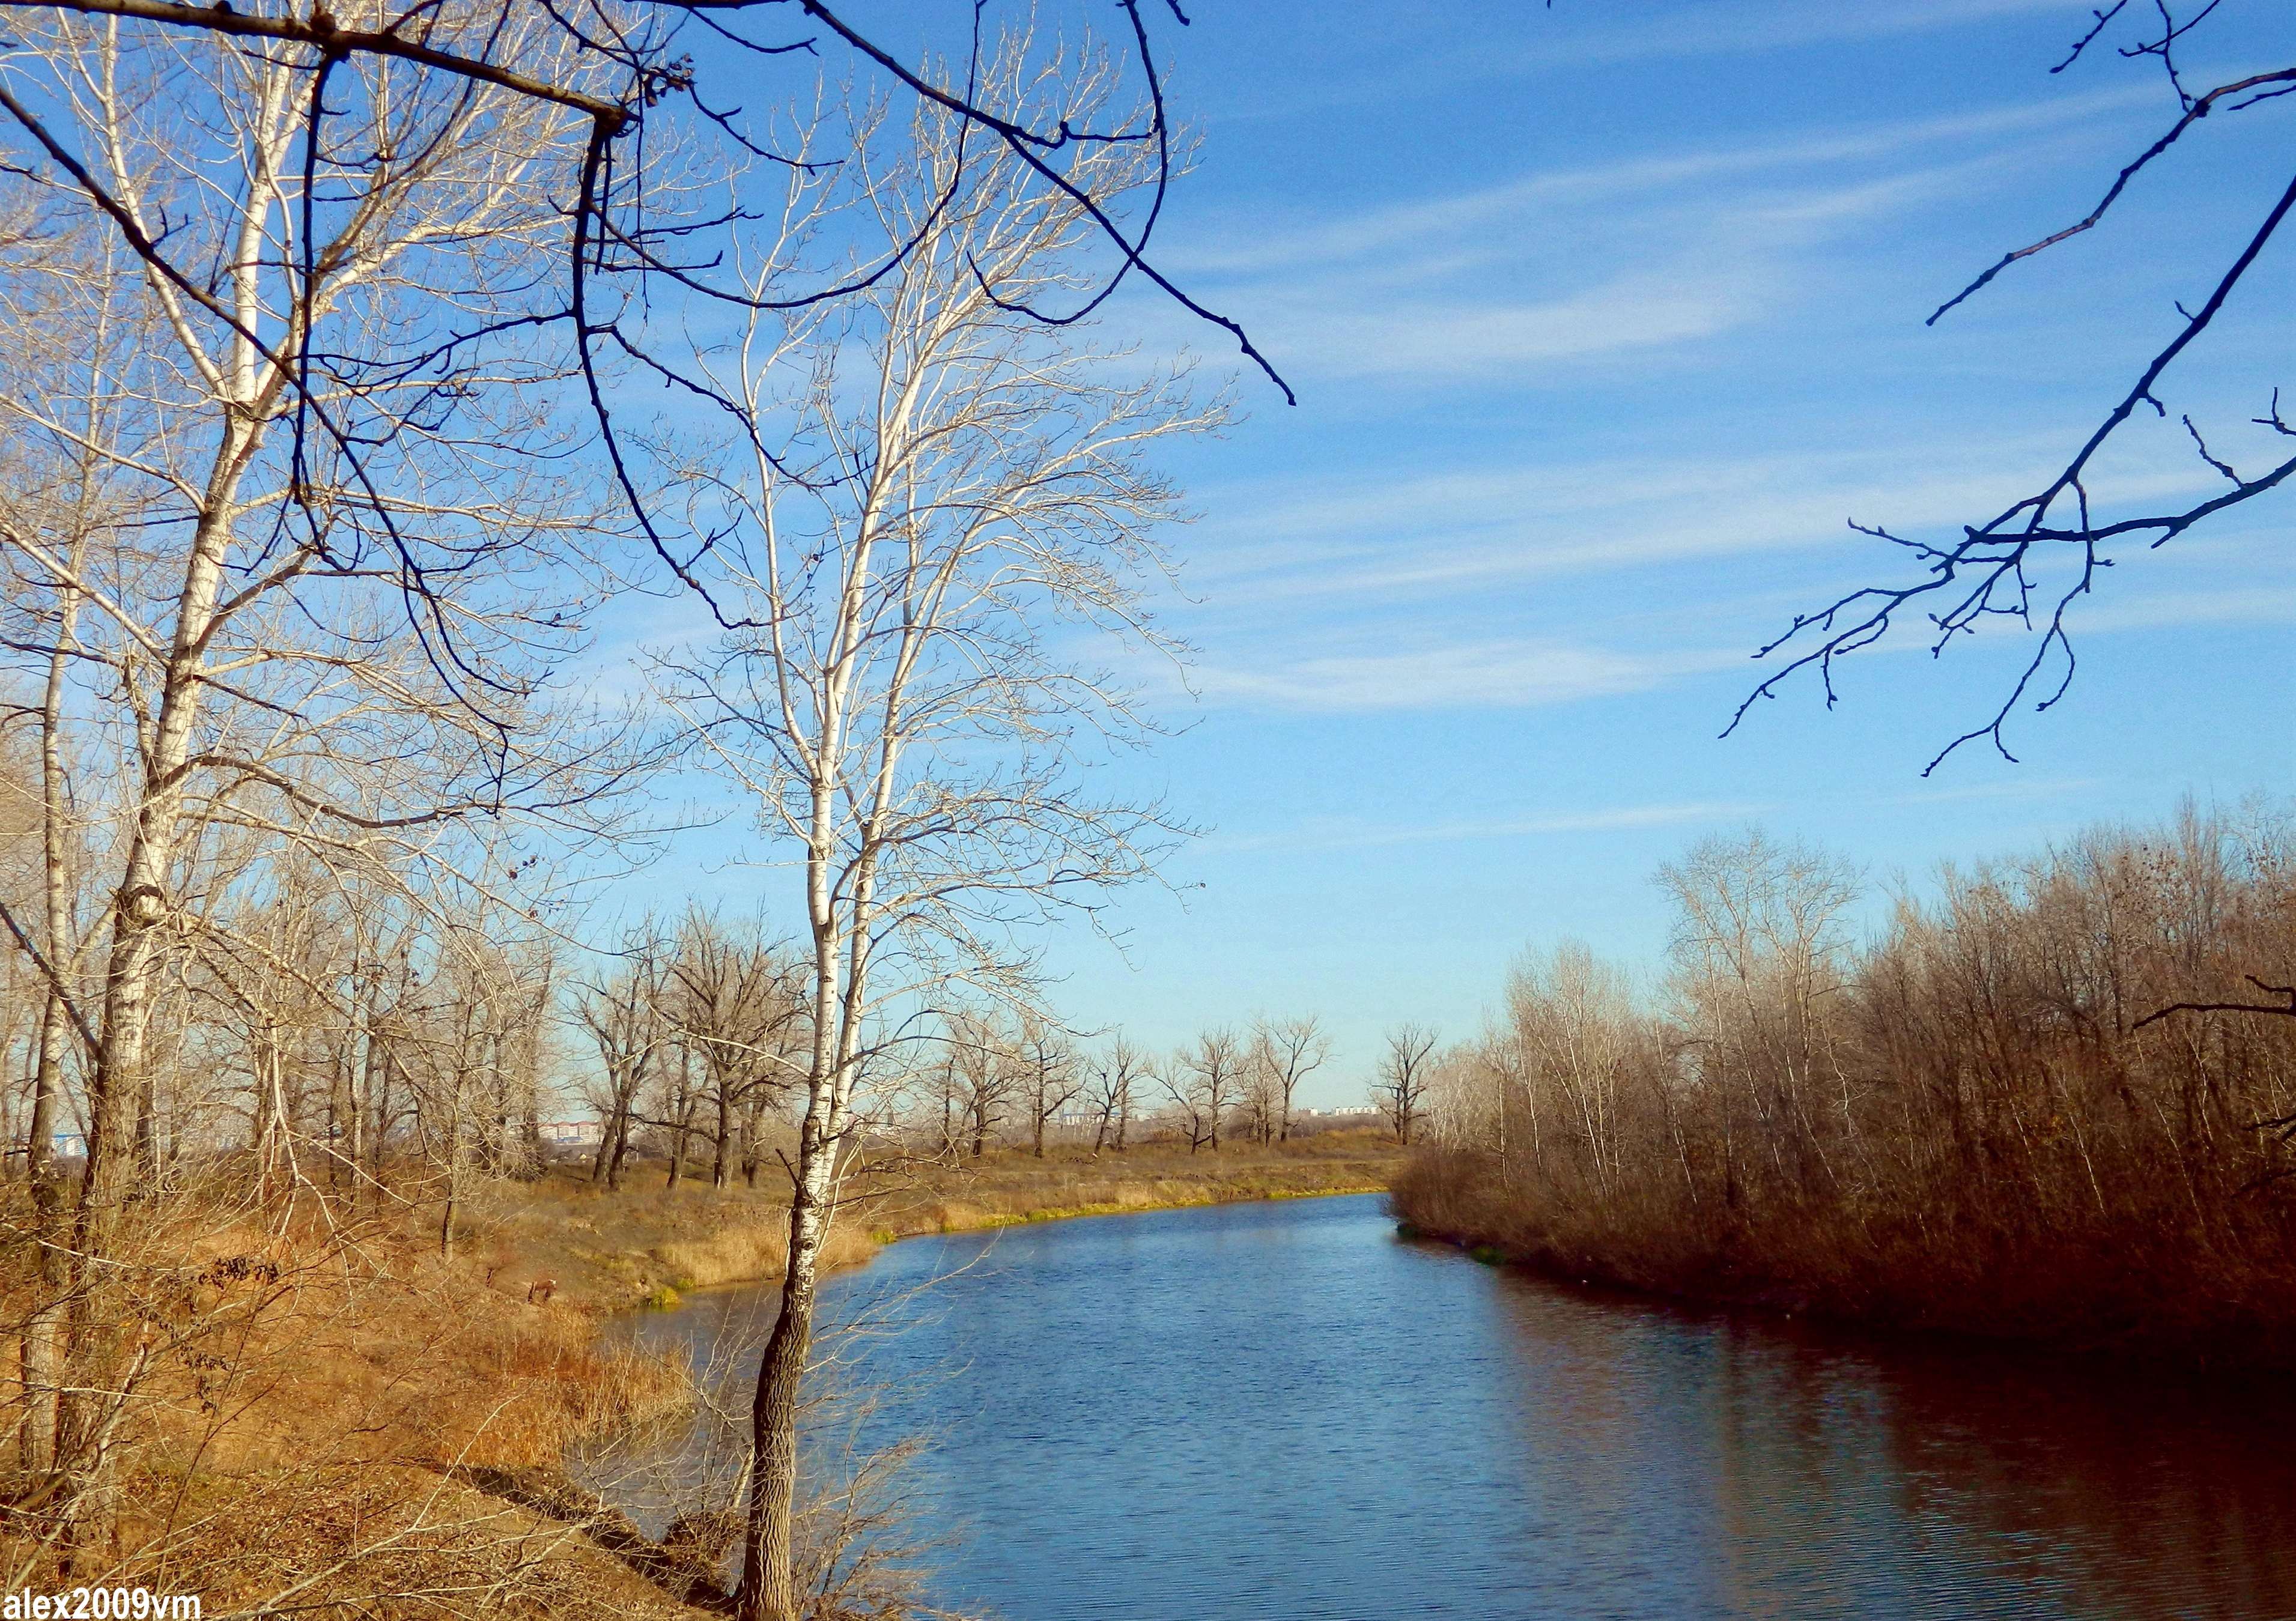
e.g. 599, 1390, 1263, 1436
1874, 1342, 2296, 1621
1485, 1273, 2296, 1619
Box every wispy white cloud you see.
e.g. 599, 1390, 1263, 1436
1162, 488, 2290, 718
2074, 585, 2296, 634
1207, 2, 2102, 129
1204, 773, 2115, 857
1164, 94, 2142, 390
1206, 798, 1781, 855
1185, 441, 2227, 607
1873, 775, 2112, 809
1510, 0, 2098, 71
1174, 85, 2146, 280
1228, 269, 1762, 384
1188, 638, 1745, 713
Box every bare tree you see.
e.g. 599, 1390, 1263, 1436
1236, 1067, 1280, 1146
0, 0, 1278, 616
0, 216, 127, 1477
926, 1043, 965, 1161
640, 1043, 705, 1194
576, 920, 672, 1192
1154, 1060, 1212, 1154
940, 1009, 1019, 1160
1657, 829, 1862, 1201
0, 3, 662, 1544
1016, 1018, 1082, 1158
664, 910, 805, 1192
1501, 945, 1647, 1197
1251, 1014, 1331, 1144
649, 49, 1224, 1619
393, 917, 560, 1256
1379, 1023, 1439, 1147
1087, 1035, 1148, 1153
1164, 1027, 1245, 1154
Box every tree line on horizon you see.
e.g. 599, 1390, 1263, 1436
573, 924, 1365, 1180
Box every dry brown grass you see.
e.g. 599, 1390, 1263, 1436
850, 1131, 1401, 1240
464, 1172, 881, 1311
651, 1220, 881, 1296
0, 1179, 704, 1611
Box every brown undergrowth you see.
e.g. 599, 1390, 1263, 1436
473, 1173, 880, 1312
1394, 809, 2296, 1366
0, 1174, 711, 1614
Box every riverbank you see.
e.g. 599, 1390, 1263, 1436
657, 1187, 2296, 1621
0, 1141, 1395, 1608
1390, 1145, 2296, 1367
473, 1131, 1403, 1312
0, 1174, 714, 1613
1399, 811, 2296, 1369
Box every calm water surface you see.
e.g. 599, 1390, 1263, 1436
618, 1193, 2296, 1620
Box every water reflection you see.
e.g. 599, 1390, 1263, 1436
618, 1194, 2296, 1620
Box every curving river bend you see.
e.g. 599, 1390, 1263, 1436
616, 1192, 2296, 1620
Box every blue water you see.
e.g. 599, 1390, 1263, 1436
622, 1193, 2296, 1619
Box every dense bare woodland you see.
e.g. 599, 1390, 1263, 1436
0, 0, 1254, 1608
1397, 807, 2296, 1359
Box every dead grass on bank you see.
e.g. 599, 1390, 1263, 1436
0, 1175, 704, 1613
467, 1174, 878, 1312
853, 1132, 1400, 1241
488, 1132, 1401, 1311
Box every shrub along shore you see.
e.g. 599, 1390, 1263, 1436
1392, 808, 2296, 1367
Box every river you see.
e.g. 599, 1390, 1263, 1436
611, 1192, 2296, 1620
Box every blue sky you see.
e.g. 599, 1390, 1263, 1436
604, 1, 2296, 1106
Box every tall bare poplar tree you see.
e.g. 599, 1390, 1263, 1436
1087, 1035, 1148, 1153
1379, 1024, 1439, 1147
652, 42, 1224, 1620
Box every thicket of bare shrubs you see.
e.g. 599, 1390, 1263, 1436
1396, 805, 2296, 1360
0, 1157, 707, 1608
